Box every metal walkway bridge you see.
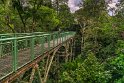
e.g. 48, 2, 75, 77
0, 31, 75, 83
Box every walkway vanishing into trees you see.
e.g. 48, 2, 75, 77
0, 32, 76, 83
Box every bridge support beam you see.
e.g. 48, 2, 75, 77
0, 36, 75, 83
43, 47, 59, 83
29, 64, 43, 83
29, 66, 35, 83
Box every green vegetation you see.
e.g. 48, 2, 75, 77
1, 0, 124, 83
59, 53, 111, 83
0, 0, 74, 33
57, 0, 124, 83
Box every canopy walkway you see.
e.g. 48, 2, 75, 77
0, 31, 76, 83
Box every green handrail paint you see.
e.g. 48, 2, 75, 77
0, 31, 76, 75
12, 38, 18, 71
30, 37, 35, 60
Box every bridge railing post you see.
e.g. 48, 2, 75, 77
62, 32, 64, 42
47, 34, 51, 50
63, 32, 65, 41
58, 33, 60, 44
57, 32, 59, 45
12, 38, 18, 72
61, 33, 62, 42
67, 32, 69, 39
62, 33, 64, 42
30, 37, 35, 60
40, 36, 44, 54
25, 39, 28, 48
68, 32, 70, 39
60, 33, 62, 43
64, 32, 66, 41
0, 36, 3, 58
53, 34, 55, 47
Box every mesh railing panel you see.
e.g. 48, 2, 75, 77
0, 31, 76, 79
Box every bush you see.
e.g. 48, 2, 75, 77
104, 40, 124, 82
59, 53, 111, 83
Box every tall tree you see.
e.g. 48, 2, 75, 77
75, 0, 107, 55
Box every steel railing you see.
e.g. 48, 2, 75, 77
0, 31, 75, 75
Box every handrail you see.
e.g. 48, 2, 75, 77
0, 31, 76, 77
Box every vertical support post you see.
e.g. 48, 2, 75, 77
65, 43, 69, 62
0, 36, 3, 57
61, 33, 63, 42
59, 33, 62, 43
62, 33, 64, 42
65, 33, 67, 41
53, 34, 55, 47
38, 36, 40, 45
66, 33, 68, 40
67, 32, 69, 39
36, 64, 43, 83
30, 37, 35, 60
72, 39, 75, 61
0, 43, 2, 58
63, 33, 64, 42
63, 33, 65, 41
59, 33, 61, 44
70, 40, 73, 62
29, 67, 36, 83
57, 32, 59, 45
25, 39, 28, 48
64, 32, 66, 41
44, 54, 55, 83
12, 38, 18, 71
47, 35, 51, 50
40, 36, 44, 54
63, 33, 64, 41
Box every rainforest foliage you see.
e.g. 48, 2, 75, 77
57, 0, 124, 83
0, 0, 74, 33
1, 0, 124, 83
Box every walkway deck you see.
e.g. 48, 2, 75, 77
0, 33, 74, 79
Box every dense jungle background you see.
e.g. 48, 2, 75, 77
1, 0, 124, 83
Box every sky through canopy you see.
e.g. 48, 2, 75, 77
68, 0, 119, 16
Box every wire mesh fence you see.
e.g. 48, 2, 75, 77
0, 31, 76, 79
